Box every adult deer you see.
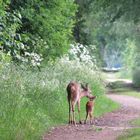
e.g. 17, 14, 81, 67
67, 81, 93, 125
84, 96, 96, 124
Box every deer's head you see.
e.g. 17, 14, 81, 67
81, 83, 93, 98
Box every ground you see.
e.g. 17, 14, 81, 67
43, 76, 140, 140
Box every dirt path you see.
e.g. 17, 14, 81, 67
43, 94, 140, 140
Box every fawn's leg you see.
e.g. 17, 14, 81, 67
89, 112, 93, 124
84, 112, 88, 124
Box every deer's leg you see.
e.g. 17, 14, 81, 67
77, 100, 82, 124
68, 101, 72, 124
84, 112, 88, 124
72, 102, 76, 125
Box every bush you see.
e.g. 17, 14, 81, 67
132, 67, 140, 87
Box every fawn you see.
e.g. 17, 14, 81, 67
84, 96, 96, 124
67, 81, 93, 125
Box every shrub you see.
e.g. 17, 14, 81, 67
132, 67, 140, 87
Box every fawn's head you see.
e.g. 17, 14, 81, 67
89, 96, 96, 101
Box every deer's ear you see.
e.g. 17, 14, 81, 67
85, 83, 88, 88
81, 83, 88, 91
81, 83, 86, 89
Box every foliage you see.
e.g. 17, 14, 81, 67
0, 10, 43, 66
10, 0, 77, 61
73, 0, 140, 73
73, 0, 93, 44
132, 67, 140, 87
0, 0, 77, 65
118, 40, 136, 78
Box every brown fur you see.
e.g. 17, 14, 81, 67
84, 96, 96, 124
67, 81, 93, 125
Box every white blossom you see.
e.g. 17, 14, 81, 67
68, 43, 97, 69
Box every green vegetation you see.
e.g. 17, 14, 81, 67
118, 118, 140, 140
75, 0, 140, 86
133, 67, 140, 87
107, 78, 140, 98
0, 60, 119, 140
107, 79, 140, 99
116, 90, 140, 99
1, 0, 140, 139
118, 128, 140, 140
0, 0, 77, 64
131, 118, 140, 127
1, 0, 140, 85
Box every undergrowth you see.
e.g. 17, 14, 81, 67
0, 59, 119, 140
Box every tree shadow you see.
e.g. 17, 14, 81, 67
106, 80, 140, 93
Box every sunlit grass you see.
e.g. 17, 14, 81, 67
110, 87, 140, 99
122, 91, 140, 99
101, 70, 132, 80
105, 75, 140, 99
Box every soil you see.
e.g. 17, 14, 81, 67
43, 78, 140, 140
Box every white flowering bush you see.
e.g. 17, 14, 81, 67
69, 43, 98, 69
25, 52, 43, 66
14, 51, 43, 67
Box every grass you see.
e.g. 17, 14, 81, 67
118, 118, 140, 140
118, 128, 140, 140
105, 74, 140, 99
121, 91, 140, 99
101, 70, 132, 80
130, 118, 140, 127
109, 84, 140, 99
0, 60, 119, 140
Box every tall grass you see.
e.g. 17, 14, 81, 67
0, 59, 119, 140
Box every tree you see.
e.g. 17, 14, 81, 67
73, 0, 93, 45
0, 0, 77, 65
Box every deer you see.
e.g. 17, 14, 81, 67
67, 81, 93, 125
84, 96, 96, 124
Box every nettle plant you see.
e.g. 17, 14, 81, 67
69, 43, 98, 69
